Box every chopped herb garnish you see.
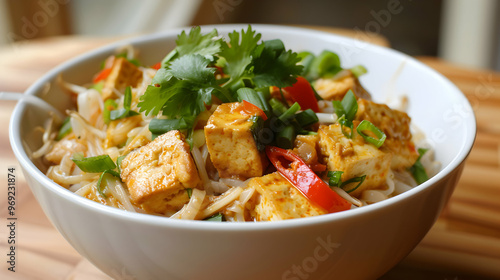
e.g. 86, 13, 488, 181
350, 65, 368, 77
333, 90, 358, 138
186, 188, 193, 198
56, 116, 72, 140
327, 171, 366, 193
327, 171, 344, 187
409, 148, 429, 184
249, 115, 265, 151
138, 25, 304, 143
116, 155, 126, 174
96, 170, 120, 198
204, 213, 225, 222
72, 154, 117, 173
356, 120, 387, 148
103, 86, 139, 124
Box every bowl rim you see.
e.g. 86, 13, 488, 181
9, 23, 477, 232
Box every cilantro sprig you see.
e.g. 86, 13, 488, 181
137, 25, 304, 141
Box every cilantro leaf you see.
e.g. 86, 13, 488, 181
220, 25, 261, 81
169, 54, 217, 84
174, 26, 222, 62
252, 43, 303, 88
138, 54, 225, 118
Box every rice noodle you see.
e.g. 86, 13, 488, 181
191, 147, 211, 192
59, 154, 74, 175
74, 181, 94, 197
32, 116, 56, 158
69, 111, 107, 139
331, 187, 362, 207
77, 89, 103, 125
105, 176, 136, 212
226, 187, 255, 222
171, 189, 206, 220
48, 166, 99, 185
360, 190, 388, 205
57, 74, 88, 95
209, 180, 230, 193
198, 187, 243, 219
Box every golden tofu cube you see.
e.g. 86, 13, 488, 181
313, 70, 371, 101
102, 57, 143, 100
356, 99, 419, 170
293, 134, 320, 166
248, 172, 327, 221
204, 102, 267, 180
120, 130, 200, 214
318, 124, 391, 197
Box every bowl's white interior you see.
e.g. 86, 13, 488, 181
10, 24, 476, 228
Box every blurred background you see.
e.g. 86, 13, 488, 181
0, 0, 499, 70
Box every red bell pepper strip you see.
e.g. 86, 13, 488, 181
93, 67, 112, 84
242, 100, 268, 121
283, 76, 319, 112
151, 62, 162, 70
266, 146, 351, 213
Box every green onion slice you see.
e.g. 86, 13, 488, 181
149, 117, 193, 135
237, 87, 269, 116
296, 109, 319, 128
249, 116, 266, 152
56, 116, 72, 140
327, 171, 344, 187
341, 175, 366, 193
350, 65, 368, 78
103, 99, 118, 124
72, 154, 117, 173
269, 98, 287, 116
308, 50, 341, 79
116, 155, 126, 174
186, 188, 193, 199
108, 87, 140, 122
337, 115, 354, 138
276, 125, 296, 149
409, 148, 429, 184
278, 102, 301, 123
332, 89, 358, 121
204, 213, 225, 222
96, 170, 121, 198
356, 120, 386, 148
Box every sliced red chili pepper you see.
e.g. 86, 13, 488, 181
310, 163, 327, 172
151, 62, 162, 70
93, 67, 112, 84
242, 100, 268, 121
266, 146, 351, 213
283, 76, 320, 112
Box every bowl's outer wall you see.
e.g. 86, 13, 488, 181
11, 25, 475, 280
19, 162, 466, 280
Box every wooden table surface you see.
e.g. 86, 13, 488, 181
0, 29, 499, 280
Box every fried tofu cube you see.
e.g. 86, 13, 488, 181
204, 102, 267, 180
293, 134, 321, 166
356, 99, 419, 170
102, 57, 143, 100
318, 124, 391, 197
248, 172, 327, 221
313, 70, 371, 101
120, 130, 200, 214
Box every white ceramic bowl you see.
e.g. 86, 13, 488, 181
10, 24, 475, 280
